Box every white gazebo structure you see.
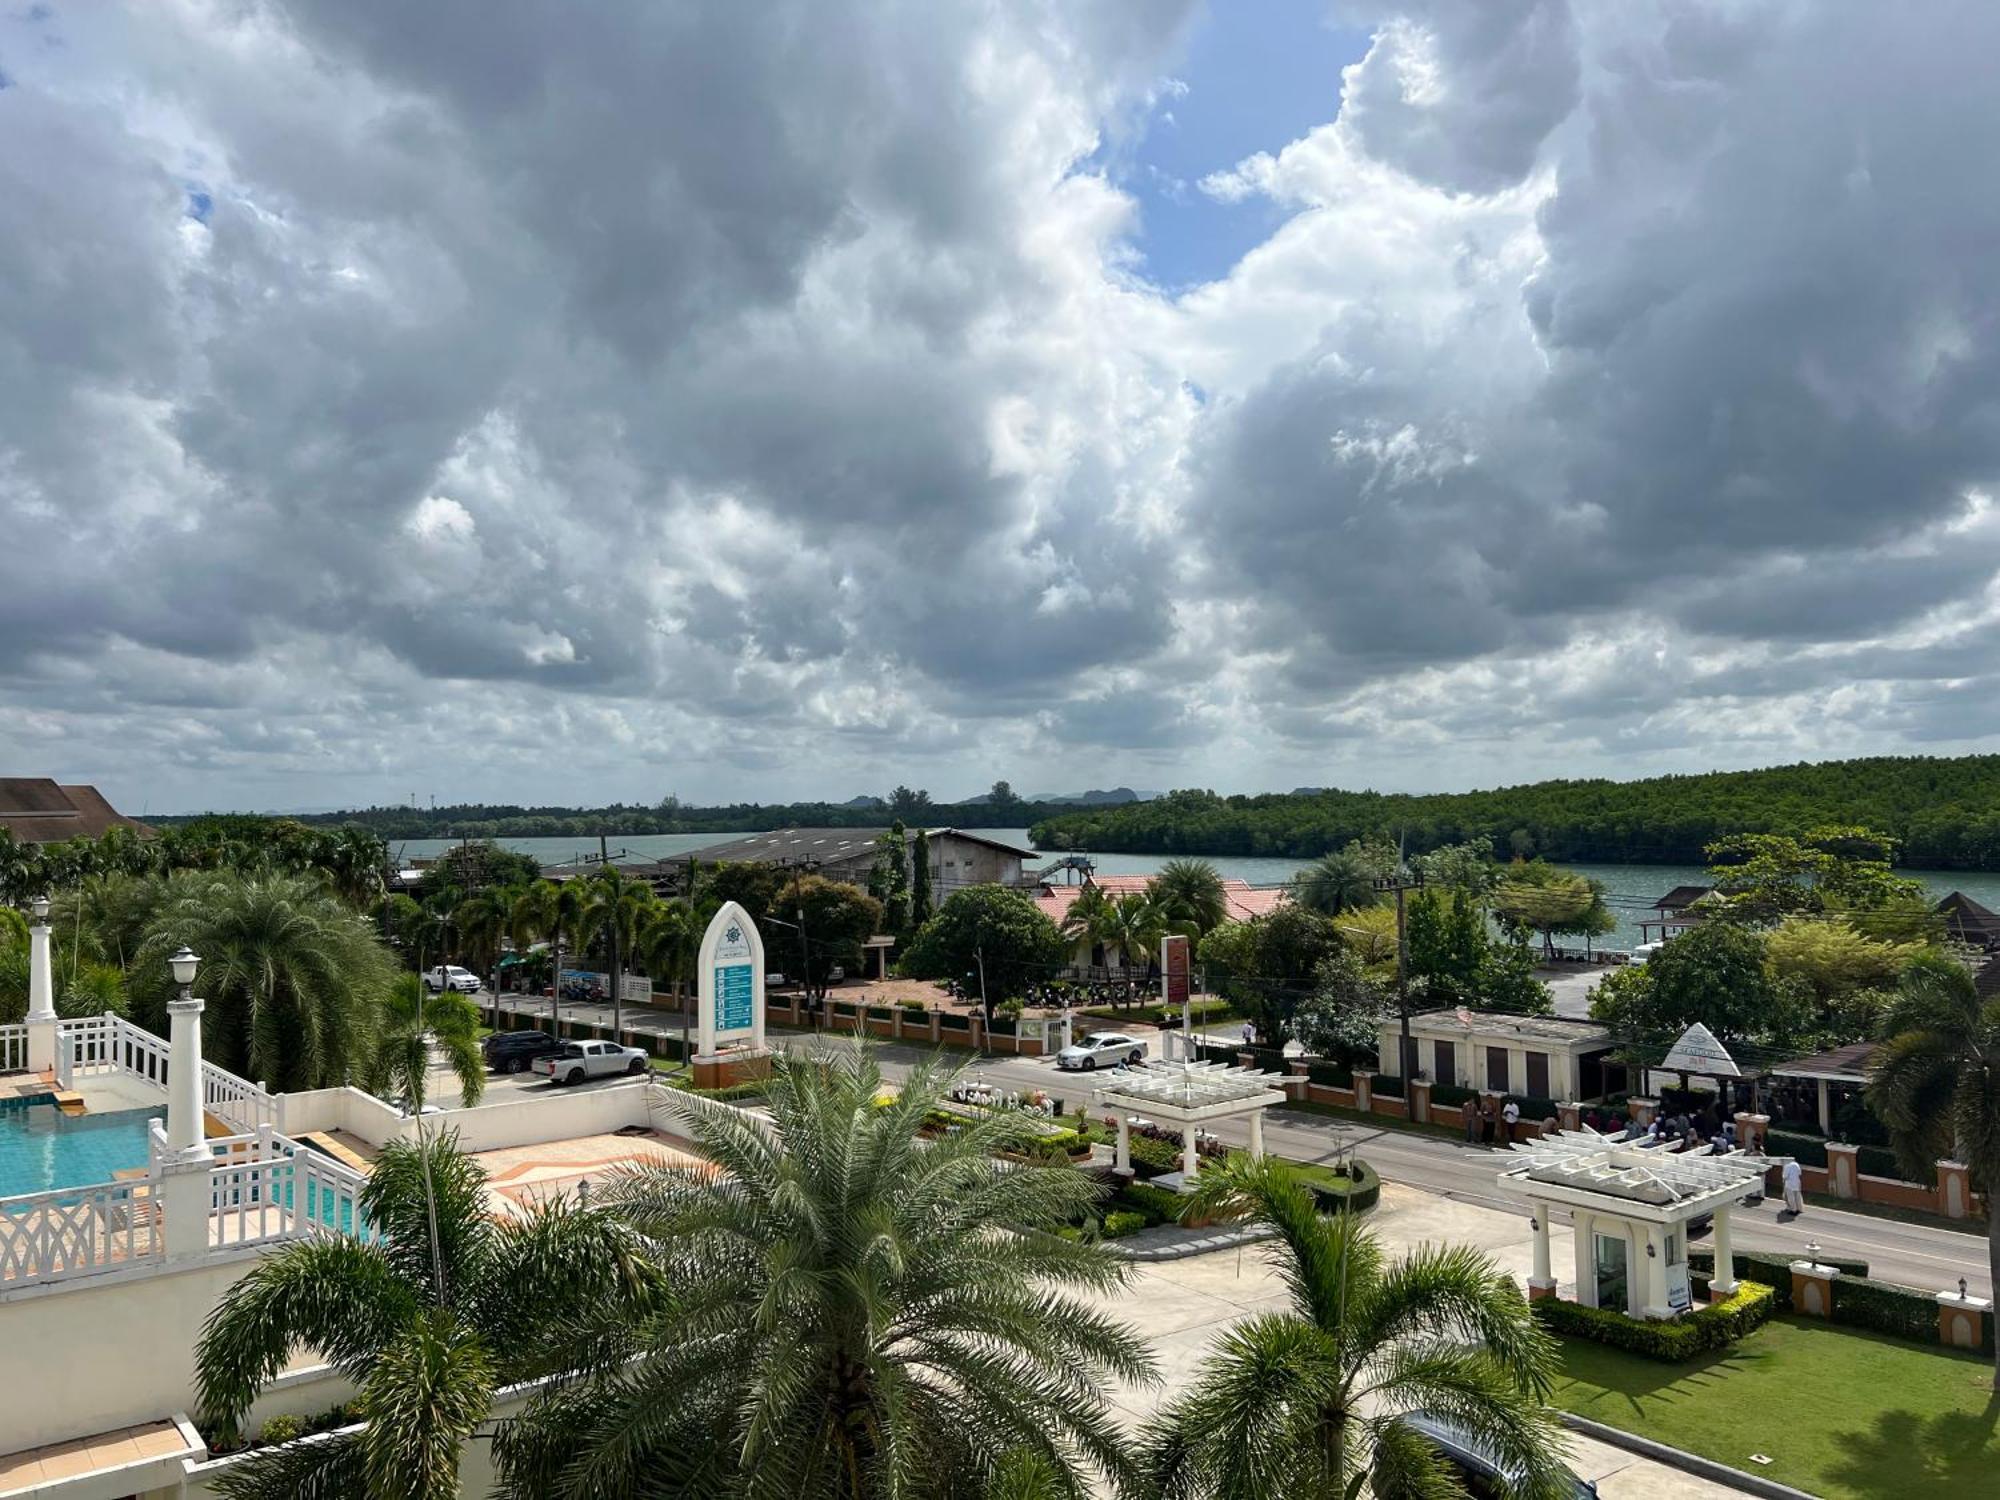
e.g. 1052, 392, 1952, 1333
1497, 1130, 1773, 1320
1093, 1060, 1291, 1188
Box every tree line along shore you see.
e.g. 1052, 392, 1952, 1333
1028, 754, 2000, 869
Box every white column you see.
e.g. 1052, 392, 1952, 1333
1182, 1122, 1200, 1180
25, 896, 56, 1072
166, 994, 208, 1160
1529, 1210, 1554, 1294
1709, 1206, 1738, 1295
1817, 1078, 1831, 1134
1574, 1212, 1596, 1306
1247, 1107, 1265, 1160
1114, 1113, 1131, 1176
1639, 1225, 1670, 1319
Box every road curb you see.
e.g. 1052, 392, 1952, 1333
1111, 1225, 1275, 1262
1556, 1411, 1820, 1499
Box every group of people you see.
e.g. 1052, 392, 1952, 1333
1462, 1095, 1525, 1146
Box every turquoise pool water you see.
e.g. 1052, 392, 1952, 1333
0, 1095, 164, 1200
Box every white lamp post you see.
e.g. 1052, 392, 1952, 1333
165, 946, 208, 1160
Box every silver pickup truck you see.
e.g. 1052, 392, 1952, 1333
532, 1039, 650, 1085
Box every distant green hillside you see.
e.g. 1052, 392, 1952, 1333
1029, 756, 2000, 869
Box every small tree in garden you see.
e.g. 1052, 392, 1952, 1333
909, 828, 933, 927
1292, 947, 1388, 1063
867, 821, 912, 935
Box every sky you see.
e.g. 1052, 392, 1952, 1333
6, 1, 2000, 815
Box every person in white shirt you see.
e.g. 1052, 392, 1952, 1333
1781, 1156, 1805, 1216
1500, 1097, 1520, 1144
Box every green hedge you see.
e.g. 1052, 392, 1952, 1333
1691, 1249, 1868, 1296
1101, 1210, 1147, 1239
939, 1011, 970, 1031
1126, 1133, 1182, 1178
1857, 1143, 1920, 1182
867, 1005, 898, 1022
1833, 1275, 1945, 1345
1430, 1082, 1477, 1107
1534, 1281, 1775, 1362
1292, 1158, 1381, 1215
1308, 1060, 1355, 1089
1114, 1181, 1187, 1225
1370, 1072, 1406, 1099
1767, 1128, 1829, 1168
1513, 1095, 1560, 1122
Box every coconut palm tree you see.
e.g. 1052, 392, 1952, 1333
1148, 859, 1230, 937
1867, 953, 2000, 1389
494, 1045, 1154, 1499
1292, 847, 1383, 918
451, 886, 516, 1024
1103, 891, 1175, 979
511, 878, 589, 1034
1140, 1156, 1573, 1500
194, 1132, 651, 1500
636, 899, 699, 1006
1058, 882, 1113, 951
576, 867, 656, 1032
137, 871, 394, 1092
367, 973, 484, 1113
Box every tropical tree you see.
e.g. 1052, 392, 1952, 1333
1292, 844, 1385, 918
366, 973, 484, 1113
576, 867, 656, 1031
635, 899, 700, 1007
511, 878, 589, 1030
1057, 882, 1113, 950
903, 886, 1069, 1017
909, 829, 934, 928
1867, 954, 2000, 1389
1492, 863, 1596, 958
1103, 891, 1175, 978
1148, 859, 1229, 937
494, 1046, 1154, 1498
135, 871, 394, 1091
775, 873, 885, 999
1140, 1156, 1572, 1499
867, 822, 913, 935
193, 1132, 650, 1499
450, 886, 516, 1023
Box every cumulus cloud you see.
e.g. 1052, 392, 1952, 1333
5, 0, 2000, 810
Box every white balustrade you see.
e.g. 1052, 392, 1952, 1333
205, 1135, 365, 1249
202, 1058, 276, 1133
0, 1179, 163, 1288
0, 1024, 26, 1074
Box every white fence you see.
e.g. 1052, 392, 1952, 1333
204, 1059, 277, 1132
0, 1178, 163, 1289
0, 1023, 24, 1073
206, 1134, 366, 1250
45, 1013, 278, 1133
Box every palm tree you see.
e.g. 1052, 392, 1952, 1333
194, 1132, 650, 1500
367, 973, 484, 1113
1058, 882, 1113, 955
1293, 847, 1382, 918
137, 871, 393, 1092
1148, 859, 1229, 937
1104, 891, 1174, 979
636, 899, 699, 1006
1140, 1156, 1572, 1499
511, 878, 589, 1036
494, 1045, 1154, 1499
1867, 953, 2000, 1389
576, 867, 655, 1033
451, 887, 515, 1024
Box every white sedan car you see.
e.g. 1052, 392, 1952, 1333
1055, 1031, 1147, 1071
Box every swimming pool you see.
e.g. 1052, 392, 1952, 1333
0, 1095, 164, 1200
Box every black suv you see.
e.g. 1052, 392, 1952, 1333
483, 1029, 564, 1074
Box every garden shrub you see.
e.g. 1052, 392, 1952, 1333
1831, 1275, 1945, 1344
1513, 1095, 1560, 1122
1294, 1157, 1381, 1215
1308, 1059, 1355, 1089
1534, 1281, 1775, 1362
987, 1012, 1018, 1036
939, 1010, 970, 1031
259, 1414, 304, 1446
1370, 1071, 1406, 1099
1126, 1133, 1183, 1178
1101, 1210, 1147, 1239
1429, 1082, 1476, 1107
1244, 1045, 1288, 1073
1856, 1143, 1919, 1182
1766, 1128, 1829, 1168
1115, 1181, 1186, 1225
899, 998, 929, 1015
866, 1005, 898, 1022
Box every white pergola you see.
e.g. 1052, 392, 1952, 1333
1093, 1061, 1291, 1184
1498, 1130, 1773, 1319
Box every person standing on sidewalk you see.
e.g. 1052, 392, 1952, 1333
1501, 1096, 1520, 1145
1782, 1156, 1805, 1216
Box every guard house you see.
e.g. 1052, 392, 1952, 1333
1092, 1060, 1291, 1187
1636, 884, 1713, 945
1497, 1131, 1773, 1318
1377, 1009, 1620, 1102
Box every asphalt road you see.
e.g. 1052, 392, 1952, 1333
766, 1031, 1991, 1301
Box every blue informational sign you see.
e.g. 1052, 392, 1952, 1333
715, 962, 755, 1032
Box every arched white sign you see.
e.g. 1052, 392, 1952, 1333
697, 901, 766, 1056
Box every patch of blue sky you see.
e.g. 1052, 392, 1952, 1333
185, 187, 212, 223
1093, 0, 1369, 295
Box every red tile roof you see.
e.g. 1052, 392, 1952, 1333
1033, 874, 1287, 926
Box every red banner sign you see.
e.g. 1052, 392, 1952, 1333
1161, 933, 1190, 1009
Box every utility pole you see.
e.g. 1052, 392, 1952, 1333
975, 943, 989, 1045
1374, 866, 1425, 1081
797, 905, 812, 1022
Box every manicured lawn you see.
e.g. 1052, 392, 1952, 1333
1553, 1317, 2000, 1499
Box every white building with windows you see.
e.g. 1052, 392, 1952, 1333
1496, 1130, 1772, 1318
1377, 1009, 1621, 1102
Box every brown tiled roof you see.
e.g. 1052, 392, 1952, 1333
0, 779, 151, 844
1771, 1041, 1879, 1082
1653, 884, 1713, 912
1935, 890, 2000, 945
